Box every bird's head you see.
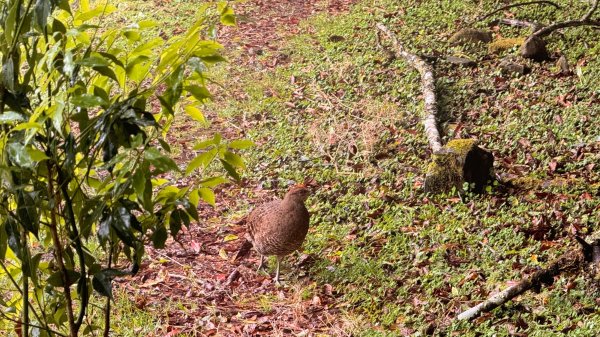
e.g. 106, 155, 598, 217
284, 184, 311, 203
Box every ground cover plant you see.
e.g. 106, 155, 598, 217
0, 0, 239, 336
203, 0, 599, 335
1, 0, 599, 336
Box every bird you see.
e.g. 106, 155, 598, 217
234, 185, 311, 284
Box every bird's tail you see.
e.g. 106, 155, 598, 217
233, 238, 253, 262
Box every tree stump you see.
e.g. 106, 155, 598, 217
424, 139, 494, 194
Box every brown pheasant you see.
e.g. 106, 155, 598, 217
235, 185, 311, 283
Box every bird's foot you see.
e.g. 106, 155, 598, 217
256, 255, 265, 272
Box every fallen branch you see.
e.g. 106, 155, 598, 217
457, 237, 600, 321
531, 0, 599, 38
521, 1, 599, 60
582, 0, 598, 21
532, 18, 600, 38
478, 1, 561, 23
376, 23, 443, 153
491, 18, 544, 31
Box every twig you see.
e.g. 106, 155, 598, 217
492, 18, 543, 30
531, 0, 600, 38
225, 268, 241, 285
582, 0, 599, 21
22, 231, 29, 337
532, 18, 600, 38
375, 23, 443, 153
47, 162, 77, 337
152, 249, 187, 268
478, 1, 561, 22
103, 243, 113, 337
0, 311, 66, 337
57, 166, 89, 333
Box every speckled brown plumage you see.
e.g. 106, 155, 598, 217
242, 185, 311, 283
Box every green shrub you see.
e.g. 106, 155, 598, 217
0, 1, 242, 336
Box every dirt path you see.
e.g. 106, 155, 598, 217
115, 1, 356, 336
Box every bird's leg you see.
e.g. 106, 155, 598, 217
273, 256, 281, 285
256, 255, 265, 272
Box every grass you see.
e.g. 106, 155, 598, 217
204, 0, 599, 335
77, 0, 600, 335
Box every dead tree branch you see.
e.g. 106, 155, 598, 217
491, 18, 544, 30
532, 0, 599, 37
520, 1, 599, 60
582, 0, 599, 21
478, 1, 561, 22
532, 18, 600, 38
457, 237, 600, 321
376, 23, 443, 153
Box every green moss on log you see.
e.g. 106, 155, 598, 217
489, 37, 525, 54
424, 139, 494, 194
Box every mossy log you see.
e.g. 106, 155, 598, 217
448, 28, 492, 46
424, 139, 494, 194
377, 24, 495, 195
489, 37, 526, 54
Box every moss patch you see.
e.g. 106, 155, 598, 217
425, 139, 494, 194
489, 37, 526, 54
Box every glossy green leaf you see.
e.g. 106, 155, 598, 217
34, 0, 52, 30
7, 142, 35, 168
184, 105, 207, 124
152, 225, 167, 249
198, 187, 216, 206
75, 6, 117, 22
92, 271, 113, 299
123, 30, 141, 42
0, 111, 25, 124
5, 217, 22, 258
223, 151, 246, 169
185, 147, 218, 175
199, 176, 228, 188
185, 85, 212, 101
169, 209, 189, 237
229, 139, 255, 150
17, 191, 40, 237
144, 148, 179, 173
71, 94, 107, 108
2, 55, 16, 91
77, 55, 110, 67
27, 147, 49, 162
4, 1, 18, 45
189, 189, 200, 207
220, 159, 241, 182
218, 2, 236, 26
112, 206, 137, 247
193, 138, 216, 150
47, 270, 81, 287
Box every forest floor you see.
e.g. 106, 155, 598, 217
111, 1, 359, 336
107, 0, 599, 336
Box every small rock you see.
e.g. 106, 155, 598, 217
499, 57, 530, 76
445, 56, 477, 67
520, 35, 549, 61
557, 55, 571, 74
449, 28, 492, 46
328, 35, 345, 42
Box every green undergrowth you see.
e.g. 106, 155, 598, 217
91, 0, 600, 334
208, 0, 600, 335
